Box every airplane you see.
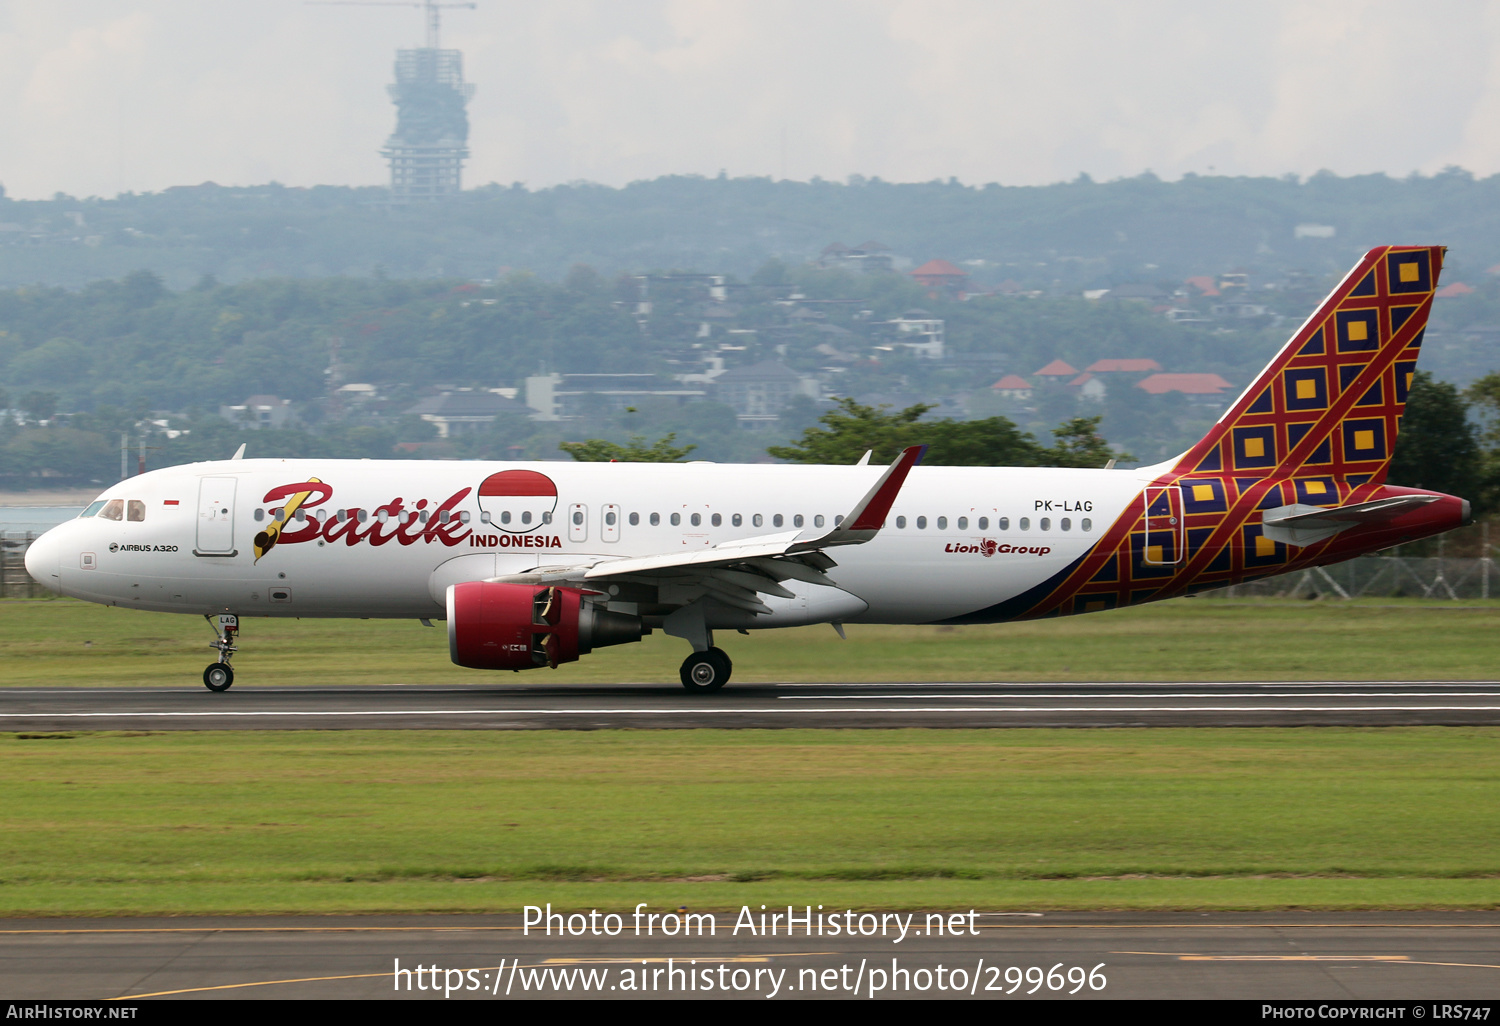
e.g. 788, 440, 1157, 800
25, 245, 1469, 692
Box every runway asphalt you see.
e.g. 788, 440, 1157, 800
3, 681, 1500, 729
4, 911, 1498, 1000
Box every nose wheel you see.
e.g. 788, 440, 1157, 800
202, 613, 239, 692
203, 662, 234, 691
680, 647, 732, 692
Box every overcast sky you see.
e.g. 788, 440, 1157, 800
2, 0, 1499, 200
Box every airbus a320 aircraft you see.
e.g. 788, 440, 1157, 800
26, 246, 1469, 692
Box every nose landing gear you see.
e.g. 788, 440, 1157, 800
203, 613, 239, 692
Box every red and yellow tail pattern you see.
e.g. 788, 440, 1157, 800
959, 246, 1459, 623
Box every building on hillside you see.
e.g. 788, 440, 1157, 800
872, 311, 945, 359
1067, 372, 1107, 402
1183, 276, 1220, 297
713, 360, 820, 428
1107, 283, 1168, 304
1033, 359, 1078, 380
403, 389, 530, 438
990, 374, 1033, 399
524, 373, 706, 422
1135, 373, 1233, 404
910, 259, 969, 297
819, 240, 896, 273
219, 395, 292, 430
1084, 358, 1162, 374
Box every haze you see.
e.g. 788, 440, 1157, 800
1, 0, 1498, 200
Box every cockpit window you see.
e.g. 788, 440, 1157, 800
127, 500, 146, 522
98, 499, 124, 521
80, 501, 107, 518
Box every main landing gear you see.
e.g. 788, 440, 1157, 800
679, 647, 732, 692
203, 613, 239, 692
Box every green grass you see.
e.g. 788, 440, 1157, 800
1, 728, 1498, 914
3, 596, 1500, 686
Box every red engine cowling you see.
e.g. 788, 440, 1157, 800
446, 581, 646, 671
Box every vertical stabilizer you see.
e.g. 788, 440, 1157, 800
1174, 245, 1444, 488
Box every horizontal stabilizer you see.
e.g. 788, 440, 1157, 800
1261, 495, 1439, 546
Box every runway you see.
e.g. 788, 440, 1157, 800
4, 681, 1500, 729
4, 911, 1499, 1000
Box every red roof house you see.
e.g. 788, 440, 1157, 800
991, 374, 1033, 397
1085, 358, 1162, 374
1184, 275, 1220, 297
910, 259, 969, 288
1135, 373, 1232, 395
1034, 359, 1079, 378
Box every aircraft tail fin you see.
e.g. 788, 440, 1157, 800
1174, 245, 1444, 488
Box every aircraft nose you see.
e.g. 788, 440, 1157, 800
24, 530, 63, 595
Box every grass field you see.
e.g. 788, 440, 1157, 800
3, 596, 1500, 686
1, 728, 1498, 915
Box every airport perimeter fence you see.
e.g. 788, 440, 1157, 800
1, 532, 43, 598
4, 528, 1500, 602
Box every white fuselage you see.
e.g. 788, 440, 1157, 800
26, 458, 1151, 626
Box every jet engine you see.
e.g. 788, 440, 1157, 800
447, 581, 647, 671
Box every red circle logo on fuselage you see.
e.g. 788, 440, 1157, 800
477, 469, 559, 533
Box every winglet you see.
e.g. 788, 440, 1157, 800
231, 443, 246, 460
791, 444, 926, 550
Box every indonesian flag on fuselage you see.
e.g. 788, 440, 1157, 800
477, 469, 559, 533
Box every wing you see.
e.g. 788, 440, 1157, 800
488, 445, 926, 614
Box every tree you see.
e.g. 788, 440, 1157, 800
767, 397, 1125, 467
560, 433, 697, 462
1388, 371, 1481, 501
1044, 415, 1129, 468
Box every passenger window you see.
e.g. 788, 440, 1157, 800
753, 514, 763, 527
80, 500, 107, 518
997, 517, 1007, 530
572, 510, 583, 526
732, 514, 743, 527
377, 510, 390, 524
650, 512, 661, 526
127, 500, 145, 522
690, 513, 701, 526
629, 512, 640, 526
521, 510, 532, 525
957, 517, 967, 530
773, 514, 784, 528
1061, 518, 1071, 531
916, 516, 927, 529
459, 511, 470, 524
835, 515, 843, 526
439, 511, 449, 524
480, 511, 492, 524
419, 510, 429, 524
605, 511, 617, 526
1019, 517, 1030, 530
936, 516, 947, 530
814, 515, 824, 528
978, 517, 988, 529
99, 500, 124, 521
542, 512, 553, 524
253, 508, 265, 522
1082, 518, 1093, 532
671, 513, 681, 526
896, 516, 906, 528
499, 509, 511, 524
793, 514, 804, 528
1040, 518, 1051, 531
711, 513, 722, 527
